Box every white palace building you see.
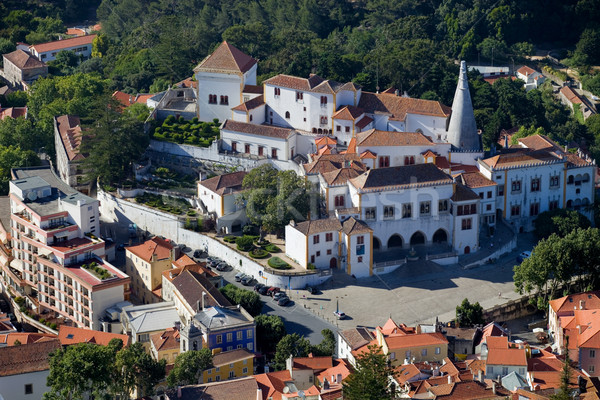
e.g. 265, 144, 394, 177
190, 42, 595, 278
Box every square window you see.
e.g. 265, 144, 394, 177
327, 249, 332, 255
420, 201, 431, 216
421, 349, 427, 356
345, 126, 350, 133
357, 256, 363, 262
316, 251, 320, 257
25, 384, 33, 394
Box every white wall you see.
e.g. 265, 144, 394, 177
196, 71, 243, 123
33, 44, 92, 62
0, 370, 50, 400
448, 151, 483, 167
343, 231, 371, 278
285, 225, 308, 268
90, 284, 126, 330
405, 114, 449, 143
221, 129, 295, 161
264, 85, 334, 132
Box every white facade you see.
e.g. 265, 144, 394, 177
29, 35, 95, 62
285, 225, 308, 268
0, 370, 49, 400
220, 123, 296, 162
196, 70, 246, 123
342, 229, 372, 278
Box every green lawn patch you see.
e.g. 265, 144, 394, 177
152, 116, 219, 147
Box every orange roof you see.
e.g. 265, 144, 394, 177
293, 355, 333, 371
343, 137, 357, 154
435, 156, 451, 170
173, 254, 196, 269
66, 28, 86, 37
316, 358, 353, 385
359, 150, 377, 159
458, 172, 497, 188
332, 105, 364, 121
560, 86, 583, 105
394, 363, 422, 384
384, 332, 448, 349
58, 326, 130, 347
356, 129, 433, 147
194, 41, 257, 74
0, 332, 57, 346
0, 106, 27, 120
126, 237, 173, 263
486, 348, 527, 366
112, 90, 135, 107
150, 327, 181, 352
55, 115, 85, 161
517, 135, 561, 152
517, 66, 537, 76
549, 291, 600, 314
254, 370, 292, 400
176, 77, 198, 89
164, 262, 218, 281
317, 145, 333, 155
31, 34, 96, 54
481, 149, 560, 169
483, 335, 509, 349
563, 309, 600, 349
358, 91, 451, 120
315, 136, 337, 148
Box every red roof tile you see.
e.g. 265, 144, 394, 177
0, 338, 61, 377
458, 172, 497, 188
199, 171, 247, 196
3, 49, 46, 69
231, 95, 264, 112
0, 106, 27, 120
560, 86, 583, 105
293, 355, 333, 371
194, 41, 257, 74
31, 34, 96, 54
332, 106, 364, 121
358, 91, 450, 120
127, 237, 173, 263
56, 115, 85, 161
150, 327, 181, 352
356, 129, 433, 147
222, 120, 294, 139
58, 326, 130, 347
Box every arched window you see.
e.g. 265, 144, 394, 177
568, 175, 574, 184
285, 111, 290, 119
249, 115, 253, 122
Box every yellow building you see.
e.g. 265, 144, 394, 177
371, 319, 448, 367
126, 237, 176, 304
150, 326, 181, 364
203, 348, 254, 383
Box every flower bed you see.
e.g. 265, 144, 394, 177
223, 236, 237, 243
249, 248, 270, 259
82, 262, 112, 280
152, 116, 219, 147
268, 257, 291, 270
264, 244, 281, 253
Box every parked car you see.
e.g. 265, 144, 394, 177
306, 286, 317, 294
267, 287, 280, 296
128, 223, 137, 238
258, 286, 271, 295
517, 251, 532, 263
241, 276, 255, 286
235, 272, 246, 282
210, 259, 220, 268
193, 249, 203, 258
216, 262, 228, 271
273, 292, 287, 301
278, 297, 291, 306
254, 283, 265, 292
333, 310, 346, 320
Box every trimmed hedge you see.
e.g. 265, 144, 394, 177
236, 235, 255, 251
268, 257, 291, 270
264, 244, 281, 253
249, 248, 270, 259
223, 236, 237, 243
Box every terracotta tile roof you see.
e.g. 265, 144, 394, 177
486, 347, 527, 366
127, 237, 173, 263
530, 369, 583, 391
355, 115, 374, 129
255, 370, 292, 400
213, 348, 254, 366
66, 28, 86, 37
0, 338, 61, 377
243, 84, 263, 94
358, 91, 451, 120
343, 137, 357, 154
316, 358, 353, 385
135, 93, 153, 105
482, 149, 561, 169
199, 171, 247, 196
360, 150, 377, 159
517, 135, 561, 152
175, 77, 198, 89
451, 163, 480, 174
316, 145, 333, 155
435, 156, 451, 170
515, 388, 555, 400
171, 269, 231, 310
232, 95, 265, 112
112, 90, 135, 106
194, 41, 257, 74
451, 183, 480, 202
293, 355, 333, 371
222, 120, 294, 139
394, 363, 422, 384
458, 172, 497, 188
3, 49, 46, 69
0, 106, 27, 120
563, 309, 600, 349
0, 332, 57, 346
517, 66, 537, 76
465, 359, 486, 375
291, 218, 342, 236
303, 153, 362, 175
321, 166, 365, 186
528, 348, 565, 372
58, 326, 130, 347
173, 254, 197, 269
339, 327, 375, 350
480, 322, 509, 342
549, 291, 600, 314
440, 358, 461, 376
483, 335, 509, 349
560, 86, 583, 104
167, 376, 259, 400
342, 217, 372, 235
165, 261, 219, 280
349, 163, 453, 191
384, 331, 448, 349
332, 105, 364, 120
435, 380, 509, 399
56, 115, 85, 161
315, 136, 337, 148
356, 129, 433, 147
31, 34, 96, 54
150, 327, 181, 352
263, 74, 323, 91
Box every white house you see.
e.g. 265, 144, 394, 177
455, 172, 497, 228
220, 120, 297, 161
337, 327, 375, 366
27, 34, 96, 62
194, 41, 258, 123
341, 217, 373, 278
516, 66, 546, 91
285, 219, 342, 270
198, 171, 247, 219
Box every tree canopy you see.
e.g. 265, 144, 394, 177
255, 314, 287, 354
167, 349, 213, 387
534, 209, 591, 239
455, 298, 485, 327
219, 284, 263, 316
342, 344, 394, 400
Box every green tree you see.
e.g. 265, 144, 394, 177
112, 342, 166, 397
125, 103, 151, 122
81, 96, 149, 185
274, 333, 312, 370
218, 284, 262, 316
44, 342, 116, 399
0, 145, 40, 195
255, 314, 287, 353
0, 116, 46, 151
551, 337, 572, 400
455, 298, 485, 327
2, 90, 28, 107
312, 329, 336, 357
167, 349, 213, 387
48, 50, 80, 75
534, 209, 591, 239
92, 33, 109, 58
572, 28, 600, 66
342, 344, 394, 400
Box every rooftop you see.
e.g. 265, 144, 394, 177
356, 129, 434, 147
213, 348, 254, 366
199, 171, 247, 196
339, 327, 375, 350
3, 49, 46, 69
58, 325, 130, 347
30, 34, 96, 54
123, 302, 180, 334
126, 236, 173, 263
349, 163, 453, 192
171, 269, 231, 311
0, 338, 61, 377
289, 218, 342, 236
194, 41, 257, 74
357, 91, 451, 120
194, 306, 253, 331
222, 120, 295, 140
150, 327, 181, 352
165, 376, 259, 400
55, 115, 85, 161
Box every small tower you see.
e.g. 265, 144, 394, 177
447, 61, 481, 151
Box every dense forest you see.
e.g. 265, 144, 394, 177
0, 0, 600, 192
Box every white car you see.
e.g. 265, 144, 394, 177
333, 311, 346, 320
517, 251, 532, 263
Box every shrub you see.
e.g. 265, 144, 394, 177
236, 236, 255, 251
50, 322, 57, 330
255, 238, 270, 246
165, 115, 176, 124
39, 318, 46, 324
268, 257, 291, 270
14, 296, 25, 306
265, 244, 281, 253
249, 248, 270, 259
307, 263, 316, 270
223, 236, 237, 243
187, 210, 196, 216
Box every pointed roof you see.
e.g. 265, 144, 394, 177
315, 136, 337, 148
3, 49, 46, 69
194, 41, 257, 74
344, 137, 357, 154
447, 61, 481, 151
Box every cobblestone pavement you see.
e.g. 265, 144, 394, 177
293, 232, 538, 331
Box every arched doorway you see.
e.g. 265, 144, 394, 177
329, 258, 337, 269
373, 237, 382, 251
432, 229, 448, 244
410, 231, 425, 246
387, 234, 403, 248
464, 246, 470, 254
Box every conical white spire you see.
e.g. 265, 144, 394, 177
447, 61, 481, 151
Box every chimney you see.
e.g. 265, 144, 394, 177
580, 300, 586, 310
394, 89, 399, 96
492, 382, 496, 395
578, 325, 582, 334
447, 375, 452, 384
256, 388, 262, 400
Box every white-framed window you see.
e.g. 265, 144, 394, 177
435, 347, 441, 354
